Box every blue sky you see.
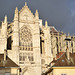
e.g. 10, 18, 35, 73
0, 0, 75, 35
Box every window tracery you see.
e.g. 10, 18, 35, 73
19, 25, 34, 64
20, 26, 32, 42
19, 25, 33, 51
19, 53, 34, 64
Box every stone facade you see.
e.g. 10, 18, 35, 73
0, 2, 75, 75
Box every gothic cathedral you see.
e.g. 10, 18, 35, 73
0, 2, 53, 75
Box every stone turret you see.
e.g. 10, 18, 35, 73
43, 21, 53, 64
0, 16, 8, 53
35, 10, 39, 20
25, 2, 27, 6
3, 16, 8, 37
12, 7, 19, 64
68, 32, 70, 36
14, 7, 18, 21
45, 20, 48, 28
4, 16, 7, 23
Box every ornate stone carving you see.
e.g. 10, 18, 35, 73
20, 25, 32, 42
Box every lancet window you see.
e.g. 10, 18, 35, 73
19, 53, 34, 64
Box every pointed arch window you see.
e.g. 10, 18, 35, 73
19, 25, 33, 51
19, 25, 34, 64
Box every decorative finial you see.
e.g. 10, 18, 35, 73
35, 9, 39, 19
25, 2, 27, 6
64, 33, 66, 36
45, 20, 48, 27
14, 7, 18, 21
35, 10, 38, 14
4, 16, 7, 23
15, 7, 18, 13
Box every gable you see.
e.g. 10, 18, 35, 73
19, 5, 34, 21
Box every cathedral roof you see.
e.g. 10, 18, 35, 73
50, 26, 58, 33
0, 54, 19, 68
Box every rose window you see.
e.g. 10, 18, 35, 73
20, 26, 32, 42
19, 25, 33, 50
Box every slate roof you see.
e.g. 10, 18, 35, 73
43, 53, 75, 75
53, 53, 75, 67
56, 52, 64, 59
51, 52, 64, 63
0, 54, 19, 68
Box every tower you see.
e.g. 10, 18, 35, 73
11, 2, 41, 75
12, 7, 19, 64
0, 16, 7, 53
43, 21, 53, 64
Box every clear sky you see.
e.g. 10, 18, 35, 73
0, 0, 75, 35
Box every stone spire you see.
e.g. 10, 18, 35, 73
4, 16, 7, 23
64, 33, 66, 36
15, 7, 18, 14
25, 2, 27, 6
14, 7, 18, 21
45, 20, 48, 27
35, 9, 39, 20
68, 32, 70, 36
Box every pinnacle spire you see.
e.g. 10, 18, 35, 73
45, 20, 48, 27
64, 33, 66, 36
15, 7, 18, 13
25, 2, 27, 6
35, 10, 38, 14
4, 16, 7, 23
35, 9, 39, 19
14, 7, 18, 21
